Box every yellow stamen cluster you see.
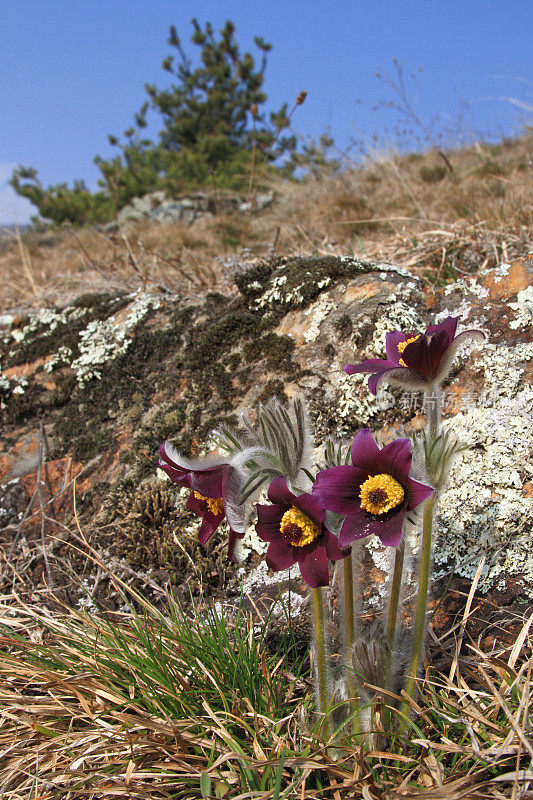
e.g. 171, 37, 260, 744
397, 335, 420, 366
359, 474, 405, 516
280, 506, 321, 547
194, 491, 224, 516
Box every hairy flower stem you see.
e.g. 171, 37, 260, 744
379, 541, 405, 733
398, 495, 436, 728
312, 587, 330, 740
425, 383, 441, 443
343, 554, 361, 735
386, 540, 405, 650
397, 383, 441, 730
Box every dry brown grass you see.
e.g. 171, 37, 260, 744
275, 134, 532, 267
0, 133, 531, 309
0, 584, 531, 799
0, 496, 530, 799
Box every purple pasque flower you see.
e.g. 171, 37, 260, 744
345, 316, 485, 395
158, 441, 245, 561
256, 477, 349, 588
312, 430, 434, 549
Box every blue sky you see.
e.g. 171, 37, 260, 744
1, 0, 532, 224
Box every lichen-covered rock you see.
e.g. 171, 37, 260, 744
108, 189, 275, 230
0, 254, 531, 615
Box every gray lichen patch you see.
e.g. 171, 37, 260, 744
435, 343, 533, 596
1, 293, 130, 369
508, 286, 533, 330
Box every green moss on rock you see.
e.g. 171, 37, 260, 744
243, 333, 295, 371
235, 254, 392, 316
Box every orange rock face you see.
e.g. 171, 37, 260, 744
482, 254, 532, 300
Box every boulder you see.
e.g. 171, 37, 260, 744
115, 190, 167, 226
0, 255, 531, 626
239, 190, 275, 214
109, 189, 274, 230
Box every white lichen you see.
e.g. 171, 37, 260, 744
463, 278, 489, 299
436, 275, 492, 330
3, 292, 162, 388
233, 519, 268, 562
239, 560, 301, 592
72, 319, 132, 385
11, 306, 88, 344
0, 374, 29, 395
70, 293, 161, 385
336, 372, 394, 429
253, 274, 289, 308
484, 262, 510, 283
302, 295, 336, 343
271, 589, 306, 618
508, 286, 533, 330
434, 342, 533, 594
45, 345, 74, 373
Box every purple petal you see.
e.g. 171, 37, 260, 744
368, 369, 395, 395
186, 492, 206, 516
385, 331, 408, 362
350, 429, 381, 473
256, 504, 284, 542
378, 438, 412, 484
375, 512, 406, 548
338, 508, 376, 547
159, 441, 186, 470
197, 511, 224, 545
433, 329, 486, 384
159, 442, 228, 473
406, 477, 434, 510
158, 443, 192, 485
267, 476, 295, 507
323, 529, 350, 562
158, 462, 192, 487
401, 331, 449, 381
266, 539, 296, 571
191, 466, 228, 499
293, 493, 325, 527
312, 465, 367, 515
227, 529, 244, 562
425, 316, 458, 342
344, 358, 397, 376
298, 542, 330, 588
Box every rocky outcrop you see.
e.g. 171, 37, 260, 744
0, 255, 531, 624
108, 189, 275, 229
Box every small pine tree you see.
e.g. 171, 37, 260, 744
11, 19, 305, 226
102, 19, 298, 194
10, 166, 113, 225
